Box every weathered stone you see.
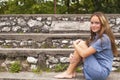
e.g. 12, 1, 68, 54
47, 56, 59, 64
30, 64, 37, 70
113, 62, 120, 67
50, 21, 81, 32
37, 53, 46, 68
2, 27, 11, 32
27, 19, 43, 27
17, 18, 26, 26
116, 18, 120, 24
60, 57, 69, 63
112, 67, 117, 71
62, 40, 69, 44
12, 26, 21, 32
27, 57, 38, 64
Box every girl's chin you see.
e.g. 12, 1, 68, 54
92, 30, 99, 33
92, 31, 98, 33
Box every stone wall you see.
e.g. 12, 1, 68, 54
0, 14, 120, 48
0, 14, 120, 33
0, 14, 120, 72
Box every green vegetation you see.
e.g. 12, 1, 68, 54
2, 45, 12, 48
0, 66, 6, 72
32, 66, 51, 74
0, 0, 120, 14
54, 63, 82, 72
41, 42, 49, 48
31, 67, 42, 74
76, 67, 82, 73
9, 61, 21, 73
114, 67, 120, 72
62, 45, 69, 48
54, 63, 68, 72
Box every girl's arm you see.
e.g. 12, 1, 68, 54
73, 40, 96, 58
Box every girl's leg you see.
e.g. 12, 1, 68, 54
54, 51, 82, 79
84, 55, 108, 80
66, 51, 82, 74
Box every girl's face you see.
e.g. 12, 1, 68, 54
90, 15, 101, 33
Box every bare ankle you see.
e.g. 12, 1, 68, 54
65, 70, 75, 75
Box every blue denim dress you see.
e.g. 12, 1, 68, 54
83, 34, 113, 80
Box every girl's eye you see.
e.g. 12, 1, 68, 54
91, 22, 100, 25
91, 22, 93, 24
95, 22, 100, 24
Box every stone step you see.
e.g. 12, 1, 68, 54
0, 72, 119, 80
0, 48, 120, 55
0, 48, 73, 56
0, 33, 119, 41
0, 33, 90, 41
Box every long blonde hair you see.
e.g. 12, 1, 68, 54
86, 12, 118, 56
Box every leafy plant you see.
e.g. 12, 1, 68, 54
9, 61, 21, 73
32, 66, 51, 74
76, 67, 82, 73
54, 63, 68, 72
32, 66, 42, 74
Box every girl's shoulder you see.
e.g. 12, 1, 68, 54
100, 34, 111, 45
95, 34, 110, 44
102, 34, 110, 41
102, 34, 108, 38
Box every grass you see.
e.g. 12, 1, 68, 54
9, 61, 21, 73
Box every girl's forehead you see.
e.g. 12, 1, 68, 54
90, 16, 100, 21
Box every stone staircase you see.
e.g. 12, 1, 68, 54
0, 33, 120, 80
0, 14, 120, 80
0, 33, 120, 55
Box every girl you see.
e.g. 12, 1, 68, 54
54, 12, 118, 80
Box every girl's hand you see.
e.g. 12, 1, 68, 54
78, 41, 88, 49
73, 39, 82, 46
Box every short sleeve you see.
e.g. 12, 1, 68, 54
91, 36, 111, 53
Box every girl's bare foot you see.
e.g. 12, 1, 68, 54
54, 71, 76, 79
